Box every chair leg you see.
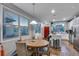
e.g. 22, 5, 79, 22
47, 45, 50, 56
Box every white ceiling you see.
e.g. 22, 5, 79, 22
14, 3, 79, 22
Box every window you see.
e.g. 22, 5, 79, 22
35, 24, 41, 33
51, 22, 64, 32
32, 24, 41, 33
20, 16, 29, 35
3, 9, 19, 39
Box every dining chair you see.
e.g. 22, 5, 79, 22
38, 45, 50, 56
16, 43, 33, 56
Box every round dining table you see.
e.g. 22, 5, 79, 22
26, 39, 49, 55
26, 39, 49, 48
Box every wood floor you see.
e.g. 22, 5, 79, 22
49, 40, 79, 56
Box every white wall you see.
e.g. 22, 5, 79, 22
0, 4, 33, 56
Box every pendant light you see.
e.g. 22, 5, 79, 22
30, 3, 37, 24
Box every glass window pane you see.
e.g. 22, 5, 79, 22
20, 17, 28, 26
20, 26, 29, 35
20, 16, 29, 35
3, 25, 19, 38
3, 9, 18, 25
51, 23, 64, 32
3, 9, 19, 39
32, 24, 41, 33
35, 24, 41, 33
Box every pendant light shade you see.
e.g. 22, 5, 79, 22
30, 3, 38, 24
30, 20, 38, 24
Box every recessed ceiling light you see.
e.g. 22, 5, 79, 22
72, 6, 75, 9
53, 19, 55, 21
63, 18, 66, 20
51, 9, 55, 14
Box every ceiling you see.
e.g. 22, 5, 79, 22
13, 3, 79, 22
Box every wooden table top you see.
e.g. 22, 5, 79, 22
26, 39, 49, 48
17, 39, 49, 48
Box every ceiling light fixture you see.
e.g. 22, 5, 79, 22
72, 6, 75, 9
30, 20, 37, 24
53, 19, 56, 21
30, 3, 38, 24
63, 18, 66, 20
51, 9, 55, 14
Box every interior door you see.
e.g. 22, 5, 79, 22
44, 26, 49, 38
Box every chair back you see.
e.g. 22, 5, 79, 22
16, 43, 27, 56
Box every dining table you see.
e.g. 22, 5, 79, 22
17, 39, 49, 56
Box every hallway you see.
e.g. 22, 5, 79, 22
50, 41, 79, 56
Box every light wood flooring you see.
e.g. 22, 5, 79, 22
49, 40, 79, 56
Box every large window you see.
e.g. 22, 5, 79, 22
3, 8, 29, 40
3, 9, 19, 39
51, 22, 64, 32
20, 16, 29, 35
